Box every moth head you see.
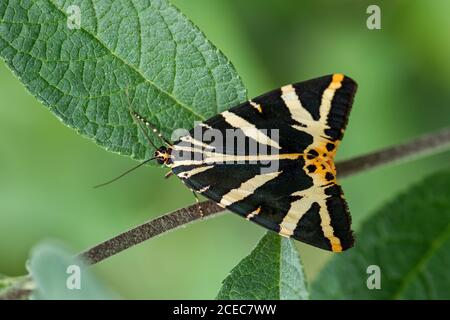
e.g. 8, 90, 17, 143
154, 146, 172, 165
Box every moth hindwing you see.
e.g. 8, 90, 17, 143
163, 74, 357, 252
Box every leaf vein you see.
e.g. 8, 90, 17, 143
46, 0, 206, 121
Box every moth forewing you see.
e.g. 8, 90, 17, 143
168, 74, 357, 252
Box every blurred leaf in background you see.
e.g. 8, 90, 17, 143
29, 241, 116, 299
312, 169, 450, 299
1, 0, 450, 299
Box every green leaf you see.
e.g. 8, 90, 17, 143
216, 232, 309, 300
0, 0, 246, 160
312, 169, 450, 299
28, 241, 116, 300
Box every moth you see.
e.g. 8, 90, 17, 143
129, 74, 357, 252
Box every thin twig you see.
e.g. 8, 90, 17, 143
336, 127, 450, 178
79, 200, 223, 264
78, 127, 450, 265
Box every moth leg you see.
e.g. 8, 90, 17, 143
192, 190, 204, 218
165, 171, 173, 179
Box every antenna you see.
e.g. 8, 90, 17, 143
94, 157, 155, 189
125, 89, 172, 148
93, 89, 172, 189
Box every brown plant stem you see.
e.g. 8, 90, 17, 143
336, 127, 450, 178
79, 200, 223, 264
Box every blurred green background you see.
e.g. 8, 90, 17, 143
1, 0, 449, 299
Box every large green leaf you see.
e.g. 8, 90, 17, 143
28, 241, 116, 299
0, 0, 246, 160
312, 169, 450, 299
216, 232, 309, 300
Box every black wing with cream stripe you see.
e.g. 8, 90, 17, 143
170, 74, 357, 252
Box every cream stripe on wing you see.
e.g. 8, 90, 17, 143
198, 185, 210, 193
179, 135, 215, 150
171, 145, 205, 153
176, 165, 214, 179
249, 100, 263, 113
279, 186, 343, 252
170, 153, 301, 168
281, 84, 325, 140
202, 153, 300, 164
221, 111, 281, 149
281, 85, 314, 123
219, 171, 281, 207
279, 195, 313, 237
200, 123, 213, 130
246, 207, 261, 220
282, 75, 345, 149
318, 205, 343, 252
318, 74, 344, 124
